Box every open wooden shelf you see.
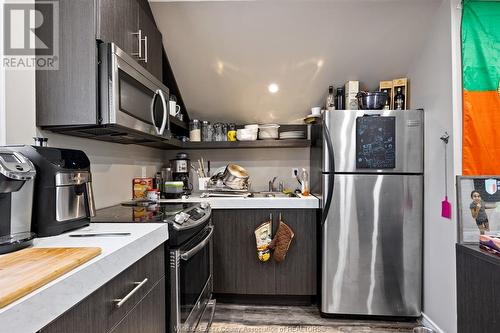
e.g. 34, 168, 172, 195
182, 139, 310, 149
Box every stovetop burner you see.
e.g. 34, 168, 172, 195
92, 202, 200, 223
93, 201, 212, 247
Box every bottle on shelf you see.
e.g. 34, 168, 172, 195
300, 168, 310, 196
335, 87, 345, 110
326, 86, 335, 110
394, 87, 405, 110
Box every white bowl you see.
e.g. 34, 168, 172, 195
258, 124, 280, 140
244, 124, 259, 131
237, 128, 258, 141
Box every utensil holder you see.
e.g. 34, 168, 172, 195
198, 177, 210, 191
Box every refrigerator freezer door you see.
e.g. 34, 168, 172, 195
323, 110, 423, 174
321, 174, 422, 316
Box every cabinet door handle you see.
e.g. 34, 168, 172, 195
113, 278, 148, 308
131, 29, 143, 59
143, 35, 148, 64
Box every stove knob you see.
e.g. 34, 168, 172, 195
200, 202, 210, 209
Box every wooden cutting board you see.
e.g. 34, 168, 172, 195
0, 247, 102, 308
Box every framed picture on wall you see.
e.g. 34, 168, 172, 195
457, 176, 500, 244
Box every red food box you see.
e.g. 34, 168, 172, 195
133, 178, 153, 199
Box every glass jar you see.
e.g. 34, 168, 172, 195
202, 121, 211, 142
189, 119, 201, 142
227, 123, 237, 142
214, 123, 224, 141
222, 123, 228, 141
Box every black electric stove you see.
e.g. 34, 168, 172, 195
92, 201, 212, 246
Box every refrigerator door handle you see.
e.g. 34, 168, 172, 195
322, 124, 335, 227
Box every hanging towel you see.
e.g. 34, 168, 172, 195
270, 220, 295, 263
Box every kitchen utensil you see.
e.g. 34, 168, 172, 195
258, 124, 280, 140
237, 128, 258, 141
220, 164, 249, 190
280, 131, 305, 139
0, 247, 101, 308
356, 91, 388, 110
269, 217, 295, 263
311, 107, 321, 116
441, 132, 452, 219
200, 192, 250, 198
198, 177, 210, 191
244, 124, 259, 130
169, 100, 181, 117
69, 231, 132, 237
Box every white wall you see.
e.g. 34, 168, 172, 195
167, 148, 310, 192
4, 69, 167, 209
407, 0, 461, 332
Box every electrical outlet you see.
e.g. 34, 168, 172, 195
291, 168, 299, 178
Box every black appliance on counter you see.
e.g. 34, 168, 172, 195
0, 148, 37, 254
93, 201, 216, 333
7, 146, 96, 237
170, 152, 192, 195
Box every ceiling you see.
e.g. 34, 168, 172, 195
150, 0, 442, 124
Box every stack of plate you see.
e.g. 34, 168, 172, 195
279, 131, 306, 140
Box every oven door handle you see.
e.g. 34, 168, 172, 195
180, 226, 214, 261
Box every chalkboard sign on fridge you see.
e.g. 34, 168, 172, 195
355, 116, 396, 169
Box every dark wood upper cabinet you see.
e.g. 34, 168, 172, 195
97, 0, 162, 81
138, 5, 163, 80
97, 0, 139, 57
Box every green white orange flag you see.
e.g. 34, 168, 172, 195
462, 0, 500, 175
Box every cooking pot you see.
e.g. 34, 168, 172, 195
210, 164, 249, 190
222, 164, 249, 189
356, 91, 388, 110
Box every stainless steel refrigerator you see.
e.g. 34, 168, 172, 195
311, 109, 423, 317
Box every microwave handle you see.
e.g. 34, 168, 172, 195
180, 226, 214, 261
151, 90, 168, 135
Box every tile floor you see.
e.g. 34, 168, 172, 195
209, 303, 420, 333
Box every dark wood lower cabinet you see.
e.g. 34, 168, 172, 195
109, 278, 165, 333
456, 244, 500, 333
212, 209, 318, 297
40, 245, 166, 333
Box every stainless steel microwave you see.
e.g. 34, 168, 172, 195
98, 43, 171, 140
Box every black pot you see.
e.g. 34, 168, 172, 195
356, 92, 388, 110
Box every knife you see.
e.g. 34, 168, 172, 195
69, 233, 131, 237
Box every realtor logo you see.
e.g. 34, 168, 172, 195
484, 178, 497, 195
2, 1, 59, 69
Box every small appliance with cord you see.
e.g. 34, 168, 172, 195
0, 148, 37, 254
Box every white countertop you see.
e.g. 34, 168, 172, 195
159, 193, 320, 209
0, 223, 168, 333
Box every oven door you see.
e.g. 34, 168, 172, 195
170, 225, 214, 333
99, 43, 170, 139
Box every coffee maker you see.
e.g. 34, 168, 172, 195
0, 148, 37, 254
170, 152, 191, 194
9, 146, 96, 237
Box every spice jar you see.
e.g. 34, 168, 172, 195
222, 123, 228, 141
202, 121, 211, 142
189, 119, 201, 142
214, 123, 224, 141
227, 123, 237, 141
